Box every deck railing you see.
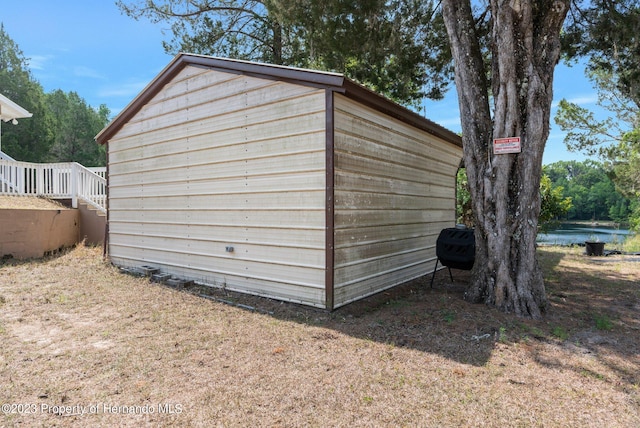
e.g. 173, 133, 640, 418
0, 159, 107, 214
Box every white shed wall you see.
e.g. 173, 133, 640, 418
108, 66, 328, 307
332, 94, 462, 308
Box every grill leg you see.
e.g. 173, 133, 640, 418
448, 267, 453, 283
430, 259, 439, 288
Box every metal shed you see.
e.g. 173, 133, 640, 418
96, 53, 463, 309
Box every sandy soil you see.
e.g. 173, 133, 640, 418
0, 196, 67, 210
0, 245, 638, 426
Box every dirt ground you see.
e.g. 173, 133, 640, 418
0, 196, 67, 210
0, 244, 638, 427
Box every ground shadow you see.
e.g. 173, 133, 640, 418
0, 244, 80, 268
175, 247, 639, 384
185, 267, 514, 367
536, 250, 640, 391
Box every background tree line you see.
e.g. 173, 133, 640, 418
543, 160, 637, 226
458, 160, 636, 231
0, 25, 109, 166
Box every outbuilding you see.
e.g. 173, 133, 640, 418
96, 53, 463, 310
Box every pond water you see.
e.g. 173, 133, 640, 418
537, 223, 632, 246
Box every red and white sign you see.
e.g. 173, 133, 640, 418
493, 137, 521, 154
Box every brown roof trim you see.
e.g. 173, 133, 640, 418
96, 53, 462, 148
185, 53, 347, 89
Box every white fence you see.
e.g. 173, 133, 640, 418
0, 159, 107, 213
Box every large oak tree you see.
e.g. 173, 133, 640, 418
442, 0, 570, 318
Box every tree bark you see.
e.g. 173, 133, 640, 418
442, 0, 570, 318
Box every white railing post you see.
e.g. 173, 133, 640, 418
71, 162, 78, 208
17, 163, 23, 194
52, 164, 58, 195
36, 164, 42, 196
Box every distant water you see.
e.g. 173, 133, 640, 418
537, 223, 632, 246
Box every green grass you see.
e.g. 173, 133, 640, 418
441, 309, 456, 323
622, 233, 640, 253
552, 326, 569, 340
498, 326, 508, 343
594, 314, 614, 331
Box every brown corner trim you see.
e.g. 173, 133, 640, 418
103, 142, 110, 259
325, 89, 335, 311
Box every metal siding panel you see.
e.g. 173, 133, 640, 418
108, 209, 325, 229
110, 153, 326, 190
110, 191, 325, 210
110, 234, 324, 270
334, 190, 454, 211
108, 111, 326, 162
336, 171, 454, 199
112, 222, 324, 248
109, 255, 325, 308
332, 94, 462, 307
110, 172, 325, 199
113, 80, 326, 140
334, 221, 450, 248
334, 97, 463, 159
334, 131, 460, 172
109, 135, 324, 180
335, 236, 435, 267
333, 262, 433, 309
334, 209, 453, 228
108, 69, 327, 308
109, 241, 325, 288
334, 247, 436, 286
334, 151, 455, 185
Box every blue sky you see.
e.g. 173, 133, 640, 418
3, 1, 599, 164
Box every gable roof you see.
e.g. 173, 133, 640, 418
96, 53, 462, 147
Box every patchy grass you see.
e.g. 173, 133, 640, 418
623, 232, 640, 253
0, 245, 639, 426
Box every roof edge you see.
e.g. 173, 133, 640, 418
96, 53, 461, 148
96, 54, 348, 144
0, 92, 33, 121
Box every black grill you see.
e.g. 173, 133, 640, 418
430, 227, 475, 287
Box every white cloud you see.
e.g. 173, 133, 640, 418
74, 66, 106, 80
431, 116, 462, 132
98, 81, 149, 98
566, 95, 599, 105
27, 54, 54, 70
552, 94, 598, 108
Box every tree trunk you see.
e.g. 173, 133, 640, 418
442, 0, 570, 318
272, 20, 283, 65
